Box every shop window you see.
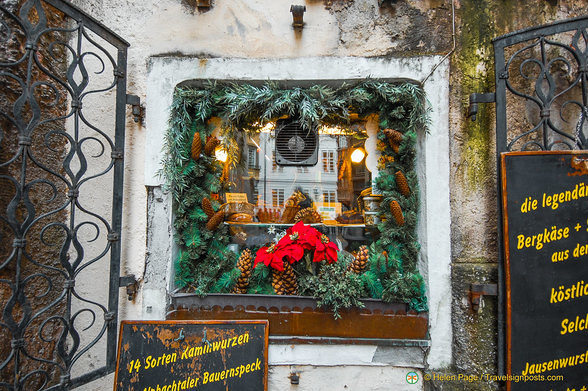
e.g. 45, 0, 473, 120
163, 81, 429, 338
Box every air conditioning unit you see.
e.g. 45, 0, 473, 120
274, 118, 318, 166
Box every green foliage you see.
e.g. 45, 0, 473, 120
162, 80, 429, 313
212, 267, 241, 293
248, 263, 274, 295
300, 254, 366, 320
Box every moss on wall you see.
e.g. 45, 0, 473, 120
455, 0, 496, 191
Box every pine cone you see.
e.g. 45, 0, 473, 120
272, 269, 286, 295
294, 207, 322, 224
395, 170, 411, 196
206, 210, 225, 231
281, 261, 298, 295
349, 245, 369, 274
383, 128, 403, 153
202, 197, 215, 219
383, 128, 403, 144
389, 200, 405, 226
191, 132, 202, 160
232, 249, 253, 294
204, 137, 220, 156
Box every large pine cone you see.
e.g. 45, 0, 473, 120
389, 200, 405, 226
349, 245, 369, 274
206, 210, 225, 231
191, 132, 202, 160
395, 170, 411, 197
232, 249, 253, 294
281, 261, 298, 295
383, 128, 403, 153
272, 269, 286, 295
202, 197, 215, 219
272, 261, 298, 295
294, 207, 322, 224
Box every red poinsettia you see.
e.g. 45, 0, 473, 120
313, 234, 338, 264
284, 221, 320, 251
277, 233, 305, 263
254, 243, 287, 271
254, 222, 339, 270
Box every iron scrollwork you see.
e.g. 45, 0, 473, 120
0, 1, 128, 390
495, 17, 588, 152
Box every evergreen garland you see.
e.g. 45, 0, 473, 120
162, 80, 429, 313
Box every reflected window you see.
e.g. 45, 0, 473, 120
322, 150, 336, 173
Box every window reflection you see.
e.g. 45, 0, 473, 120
222, 124, 375, 253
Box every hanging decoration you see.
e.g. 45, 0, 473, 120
162, 80, 429, 316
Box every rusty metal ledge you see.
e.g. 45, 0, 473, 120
167, 293, 429, 341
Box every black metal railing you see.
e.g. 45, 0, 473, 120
0, 0, 129, 389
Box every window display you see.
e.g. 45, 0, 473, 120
222, 125, 375, 255
163, 81, 428, 317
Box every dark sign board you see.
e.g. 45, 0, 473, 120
501, 151, 588, 391
113, 320, 268, 391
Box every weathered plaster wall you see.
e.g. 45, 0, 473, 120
57, 0, 588, 390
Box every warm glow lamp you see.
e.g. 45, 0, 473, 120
351, 148, 365, 163
215, 147, 228, 163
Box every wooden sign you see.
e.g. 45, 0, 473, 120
501, 151, 588, 391
114, 320, 268, 391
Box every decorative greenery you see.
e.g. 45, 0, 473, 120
299, 252, 366, 320
162, 80, 429, 313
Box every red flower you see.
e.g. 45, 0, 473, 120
286, 221, 320, 250
254, 222, 338, 270
313, 234, 338, 264
277, 231, 306, 264
254, 243, 286, 271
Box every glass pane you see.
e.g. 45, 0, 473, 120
221, 125, 375, 254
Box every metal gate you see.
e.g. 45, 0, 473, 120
471, 15, 588, 152
0, 1, 134, 389
469, 15, 588, 374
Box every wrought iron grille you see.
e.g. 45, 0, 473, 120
494, 16, 588, 152
0, 1, 129, 389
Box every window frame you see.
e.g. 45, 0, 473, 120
144, 61, 451, 362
